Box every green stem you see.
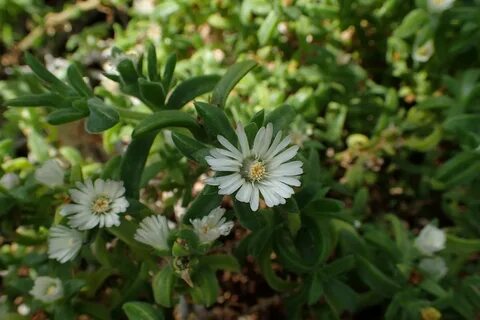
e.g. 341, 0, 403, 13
115, 107, 151, 121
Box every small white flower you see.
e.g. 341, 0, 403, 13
60, 179, 129, 230
17, 303, 30, 316
0, 173, 20, 189
191, 207, 234, 244
35, 159, 65, 187
29, 276, 63, 303
414, 224, 446, 256
134, 215, 170, 251
206, 123, 303, 211
419, 256, 448, 280
412, 40, 434, 63
427, 0, 455, 13
48, 225, 83, 263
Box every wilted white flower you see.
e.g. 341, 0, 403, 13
29, 276, 63, 303
60, 179, 129, 230
412, 40, 434, 63
191, 207, 234, 244
414, 224, 446, 256
48, 225, 83, 263
35, 159, 65, 187
206, 123, 303, 211
0, 173, 20, 189
419, 256, 448, 280
428, 0, 455, 13
134, 215, 170, 251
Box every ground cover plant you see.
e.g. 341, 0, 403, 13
0, 0, 479, 319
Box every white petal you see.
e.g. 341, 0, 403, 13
235, 123, 250, 157
235, 182, 253, 203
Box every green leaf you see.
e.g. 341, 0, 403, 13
445, 234, 480, 255
132, 110, 203, 138
162, 53, 176, 90
258, 249, 293, 292
153, 265, 177, 308
123, 302, 164, 320
171, 132, 210, 164
211, 60, 257, 108
323, 255, 356, 277
47, 108, 87, 125
250, 109, 265, 127
324, 279, 358, 314
67, 64, 94, 97
190, 267, 220, 307
183, 185, 223, 222
393, 9, 429, 38
307, 273, 324, 305
4, 93, 63, 108
147, 42, 159, 81
274, 228, 314, 273
166, 75, 220, 109
233, 200, 265, 231
258, 11, 279, 45
264, 104, 296, 134
356, 256, 401, 296
120, 133, 156, 198
25, 52, 72, 93
444, 114, 480, 135
194, 101, 236, 143
86, 98, 120, 133
199, 254, 241, 272
434, 151, 480, 188
117, 59, 139, 84
139, 78, 166, 109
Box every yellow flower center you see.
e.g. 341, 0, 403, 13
92, 196, 111, 214
248, 161, 266, 182
46, 285, 57, 296
201, 225, 210, 234
421, 307, 442, 320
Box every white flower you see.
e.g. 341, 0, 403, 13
35, 159, 65, 187
428, 0, 455, 13
206, 123, 303, 211
190, 207, 234, 244
29, 276, 63, 303
414, 224, 446, 256
412, 40, 434, 63
134, 215, 170, 251
17, 303, 30, 316
60, 179, 129, 230
48, 225, 83, 263
0, 173, 20, 189
419, 256, 448, 280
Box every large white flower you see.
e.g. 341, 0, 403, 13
206, 123, 302, 211
414, 224, 446, 256
29, 276, 63, 303
191, 207, 234, 244
134, 215, 170, 251
419, 257, 448, 281
35, 159, 65, 187
427, 0, 455, 13
48, 225, 84, 263
60, 179, 129, 230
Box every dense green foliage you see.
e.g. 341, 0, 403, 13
0, 0, 479, 319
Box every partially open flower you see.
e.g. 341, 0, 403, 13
427, 0, 455, 13
419, 256, 448, 280
190, 207, 234, 244
29, 276, 63, 303
414, 224, 446, 256
35, 159, 65, 187
206, 123, 303, 211
134, 215, 170, 251
412, 40, 434, 63
48, 225, 84, 263
60, 179, 129, 230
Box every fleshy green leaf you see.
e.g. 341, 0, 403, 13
258, 11, 279, 45
122, 302, 164, 320
162, 53, 176, 91
171, 132, 210, 164
138, 78, 166, 109
85, 98, 120, 133
132, 110, 203, 138
67, 64, 94, 97
264, 104, 296, 134
211, 60, 257, 108
183, 185, 223, 222
166, 75, 220, 109
153, 265, 176, 308
194, 101, 236, 143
